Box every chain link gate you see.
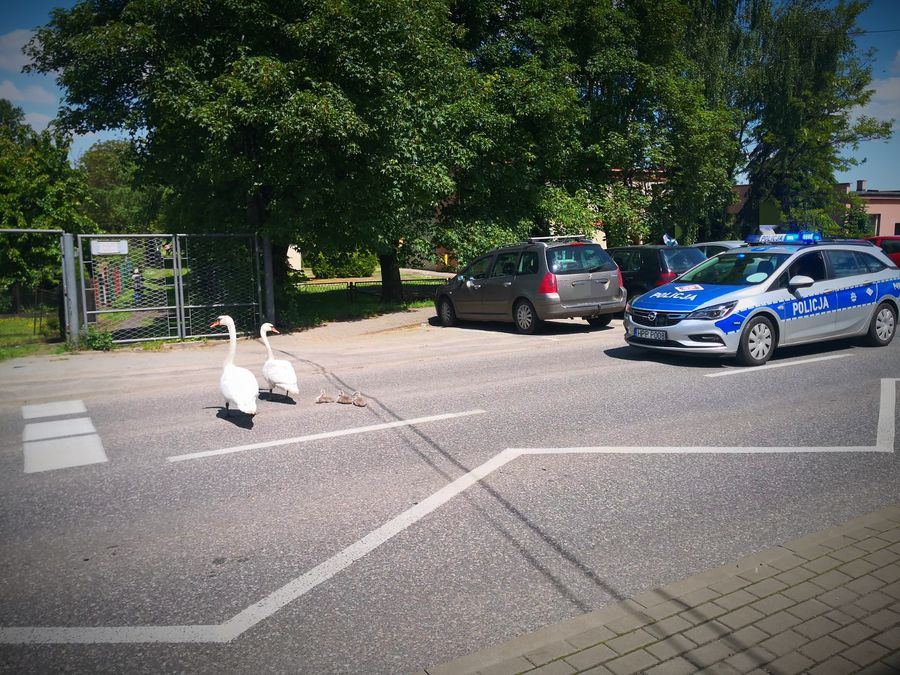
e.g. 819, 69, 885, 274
77, 234, 261, 343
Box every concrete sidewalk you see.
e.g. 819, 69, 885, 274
423, 505, 900, 675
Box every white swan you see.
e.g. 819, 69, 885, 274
260, 322, 300, 398
211, 315, 258, 416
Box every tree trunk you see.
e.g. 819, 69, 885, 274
378, 251, 403, 303
272, 241, 291, 285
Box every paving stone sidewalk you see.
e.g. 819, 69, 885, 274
422, 504, 900, 675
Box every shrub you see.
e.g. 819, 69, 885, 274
85, 327, 114, 351
310, 250, 378, 279
39, 316, 60, 338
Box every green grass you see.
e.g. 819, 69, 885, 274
281, 285, 433, 329
0, 315, 67, 361
282, 268, 443, 329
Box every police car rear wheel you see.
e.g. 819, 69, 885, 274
866, 302, 896, 347
737, 316, 774, 366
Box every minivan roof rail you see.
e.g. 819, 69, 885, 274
527, 235, 590, 243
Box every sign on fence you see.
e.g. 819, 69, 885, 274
89, 240, 129, 255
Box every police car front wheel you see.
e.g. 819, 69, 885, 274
865, 302, 896, 347
737, 316, 775, 366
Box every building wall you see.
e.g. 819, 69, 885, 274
863, 198, 900, 236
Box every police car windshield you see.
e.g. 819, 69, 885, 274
677, 251, 790, 286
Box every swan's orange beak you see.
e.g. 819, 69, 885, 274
270, 326, 280, 334
210, 319, 221, 328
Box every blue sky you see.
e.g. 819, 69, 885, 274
1, 0, 898, 187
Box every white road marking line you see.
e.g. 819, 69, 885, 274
0, 625, 228, 645
3, 379, 895, 644
220, 448, 520, 639
23, 418, 96, 442
878, 377, 896, 450
23, 435, 107, 474
705, 353, 852, 378
514, 444, 885, 455
21, 400, 87, 420
167, 409, 486, 463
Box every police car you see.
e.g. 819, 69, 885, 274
623, 233, 899, 365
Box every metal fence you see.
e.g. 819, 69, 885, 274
0, 229, 68, 346
78, 234, 261, 343
0, 286, 64, 346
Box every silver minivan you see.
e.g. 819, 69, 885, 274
435, 236, 626, 333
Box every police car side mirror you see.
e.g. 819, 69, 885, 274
788, 275, 814, 290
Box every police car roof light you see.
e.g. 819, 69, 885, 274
745, 231, 822, 245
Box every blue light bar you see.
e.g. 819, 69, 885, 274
745, 232, 822, 244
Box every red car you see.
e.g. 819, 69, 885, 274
866, 236, 900, 266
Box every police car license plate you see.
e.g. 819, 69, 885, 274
635, 328, 666, 341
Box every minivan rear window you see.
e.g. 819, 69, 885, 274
660, 247, 706, 272
546, 244, 616, 275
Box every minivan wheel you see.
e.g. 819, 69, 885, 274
736, 315, 775, 366
865, 302, 896, 347
438, 297, 456, 327
514, 299, 542, 334
587, 315, 612, 328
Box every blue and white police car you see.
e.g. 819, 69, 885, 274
623, 233, 899, 366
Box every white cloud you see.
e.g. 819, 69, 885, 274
857, 77, 900, 123
0, 29, 34, 72
0, 79, 57, 105
24, 111, 51, 131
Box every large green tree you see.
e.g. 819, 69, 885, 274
77, 139, 164, 233
445, 0, 737, 252
28, 0, 488, 302
738, 0, 892, 232
0, 99, 95, 292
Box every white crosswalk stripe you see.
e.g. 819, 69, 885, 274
20, 400, 107, 474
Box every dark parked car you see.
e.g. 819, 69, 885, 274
608, 245, 707, 299
867, 236, 900, 266
434, 236, 626, 334
689, 240, 746, 257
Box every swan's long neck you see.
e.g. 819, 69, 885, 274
224, 321, 237, 367
261, 328, 275, 360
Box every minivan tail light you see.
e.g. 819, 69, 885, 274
656, 272, 677, 286
537, 272, 558, 294
616, 267, 624, 289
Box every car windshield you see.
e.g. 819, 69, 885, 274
677, 251, 790, 285
660, 248, 706, 272
546, 243, 616, 274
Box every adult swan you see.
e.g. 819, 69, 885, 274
259, 322, 299, 399
210, 315, 258, 417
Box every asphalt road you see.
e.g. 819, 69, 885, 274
0, 308, 897, 673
